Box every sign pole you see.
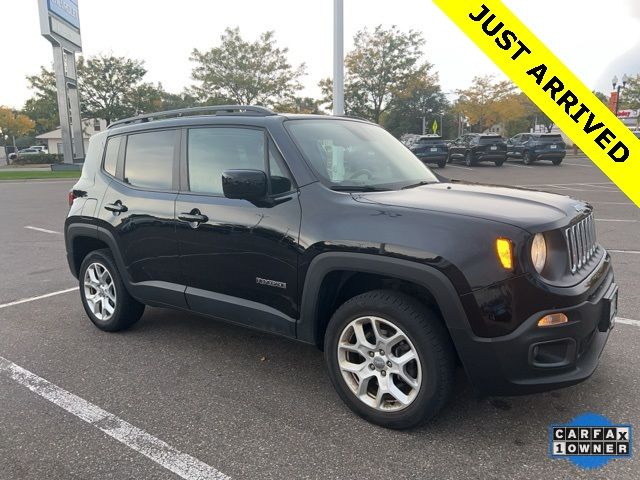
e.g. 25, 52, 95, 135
333, 0, 344, 116
38, 0, 84, 164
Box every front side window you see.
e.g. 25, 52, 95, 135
188, 128, 265, 195
124, 130, 175, 190
103, 136, 121, 177
285, 119, 437, 190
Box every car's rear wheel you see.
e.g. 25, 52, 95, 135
465, 152, 474, 167
437, 159, 447, 168
79, 249, 144, 332
552, 158, 563, 166
523, 151, 533, 165
494, 158, 505, 167
325, 290, 455, 429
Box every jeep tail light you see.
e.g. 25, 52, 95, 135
496, 238, 514, 270
68, 190, 77, 206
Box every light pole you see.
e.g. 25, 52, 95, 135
333, 0, 345, 116
612, 74, 629, 118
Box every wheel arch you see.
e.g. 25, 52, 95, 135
298, 252, 470, 349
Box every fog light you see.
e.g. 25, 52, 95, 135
538, 313, 568, 327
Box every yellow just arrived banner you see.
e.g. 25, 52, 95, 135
433, 0, 640, 207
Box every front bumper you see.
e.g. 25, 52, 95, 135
452, 253, 615, 395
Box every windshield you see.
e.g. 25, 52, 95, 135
285, 119, 438, 190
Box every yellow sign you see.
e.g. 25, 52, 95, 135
433, 0, 640, 207
432, 120, 438, 134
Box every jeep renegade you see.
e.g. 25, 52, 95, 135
65, 106, 617, 429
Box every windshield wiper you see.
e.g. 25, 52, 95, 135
401, 181, 436, 190
330, 185, 391, 192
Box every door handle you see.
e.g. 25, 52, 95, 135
104, 201, 128, 213
178, 210, 208, 224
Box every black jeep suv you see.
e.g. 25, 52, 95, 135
448, 133, 507, 166
507, 133, 567, 165
65, 106, 617, 429
408, 135, 448, 168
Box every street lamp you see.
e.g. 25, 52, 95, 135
612, 74, 630, 117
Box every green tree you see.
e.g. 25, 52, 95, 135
382, 69, 447, 138
23, 67, 59, 135
342, 25, 428, 124
78, 55, 160, 124
190, 27, 306, 106
275, 96, 322, 114
620, 74, 640, 110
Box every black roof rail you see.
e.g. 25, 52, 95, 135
108, 105, 276, 129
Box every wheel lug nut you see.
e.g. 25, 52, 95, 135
369, 364, 375, 370
369, 351, 374, 357
387, 361, 392, 367
379, 349, 385, 355
381, 370, 386, 376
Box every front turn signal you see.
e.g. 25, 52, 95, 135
538, 313, 569, 327
496, 238, 514, 270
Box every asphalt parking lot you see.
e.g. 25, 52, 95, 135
0, 155, 638, 479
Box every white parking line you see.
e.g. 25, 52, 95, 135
0, 287, 78, 310
562, 163, 594, 168
25, 226, 62, 235
0, 357, 229, 480
609, 250, 640, 255
617, 318, 640, 327
503, 163, 534, 169
447, 165, 474, 171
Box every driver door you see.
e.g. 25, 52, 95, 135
175, 126, 302, 335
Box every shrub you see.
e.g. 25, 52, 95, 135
11, 153, 64, 165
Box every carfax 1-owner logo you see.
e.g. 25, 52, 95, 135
549, 413, 633, 469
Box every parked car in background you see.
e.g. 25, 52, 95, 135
401, 134, 421, 148
408, 135, 448, 168
30, 145, 49, 154
507, 133, 566, 165
631, 129, 640, 139
448, 133, 507, 166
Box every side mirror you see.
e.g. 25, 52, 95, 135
222, 169, 267, 200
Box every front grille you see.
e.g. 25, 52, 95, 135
565, 214, 597, 274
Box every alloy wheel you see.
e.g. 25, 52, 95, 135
337, 316, 422, 412
83, 262, 117, 321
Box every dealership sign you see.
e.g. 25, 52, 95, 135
48, 0, 80, 30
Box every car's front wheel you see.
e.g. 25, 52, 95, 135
325, 290, 455, 429
79, 249, 145, 332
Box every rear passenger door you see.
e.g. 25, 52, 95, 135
175, 126, 301, 336
98, 128, 186, 307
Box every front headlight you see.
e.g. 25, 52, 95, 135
531, 233, 547, 273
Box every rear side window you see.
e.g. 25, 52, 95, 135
537, 135, 563, 143
103, 136, 121, 177
124, 130, 176, 190
188, 128, 264, 195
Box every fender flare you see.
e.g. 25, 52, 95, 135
297, 252, 471, 345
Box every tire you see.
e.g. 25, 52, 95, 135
552, 158, 563, 166
437, 159, 447, 168
494, 158, 505, 167
79, 249, 145, 332
523, 151, 533, 165
324, 290, 455, 430
465, 151, 474, 167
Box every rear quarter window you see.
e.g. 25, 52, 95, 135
103, 136, 121, 177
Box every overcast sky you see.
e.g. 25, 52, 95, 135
1, 0, 639, 109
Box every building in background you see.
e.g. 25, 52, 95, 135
36, 119, 106, 155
